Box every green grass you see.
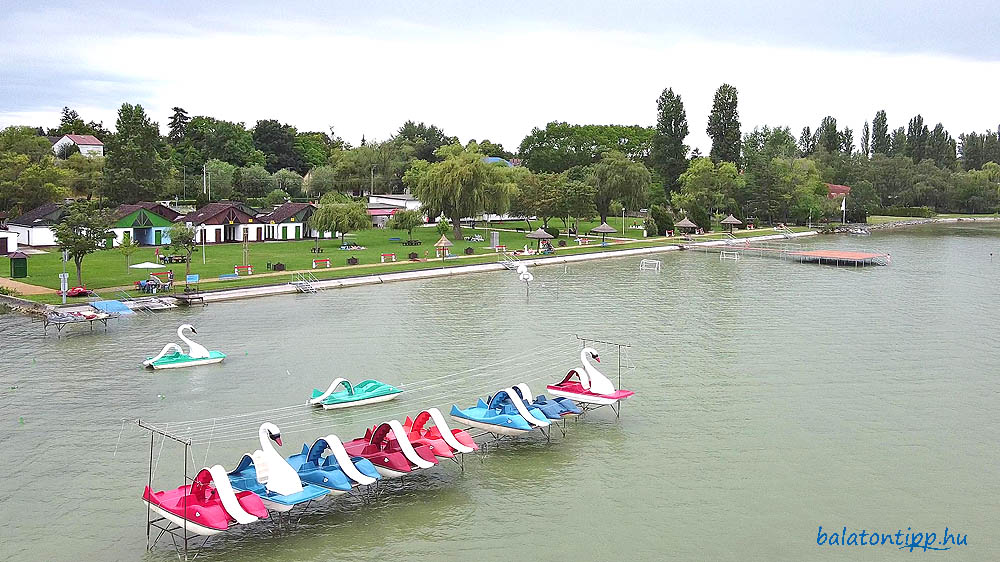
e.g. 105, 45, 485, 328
2, 222, 812, 304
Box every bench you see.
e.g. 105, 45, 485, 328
389, 237, 401, 242
312, 258, 331, 268
219, 273, 238, 281
380, 253, 396, 263
495, 244, 506, 252
234, 265, 253, 275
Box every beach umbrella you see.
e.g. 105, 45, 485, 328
721, 214, 743, 233
526, 227, 554, 249
434, 234, 453, 259
129, 262, 165, 269
674, 217, 698, 234
589, 222, 618, 244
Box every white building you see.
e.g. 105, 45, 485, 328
368, 193, 422, 211
0, 230, 18, 255
7, 202, 65, 247
51, 134, 104, 157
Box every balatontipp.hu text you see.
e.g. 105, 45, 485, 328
817, 526, 967, 552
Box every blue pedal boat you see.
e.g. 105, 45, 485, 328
287, 437, 381, 491
450, 387, 552, 436
228, 454, 329, 512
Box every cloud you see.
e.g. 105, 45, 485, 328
2, 19, 999, 153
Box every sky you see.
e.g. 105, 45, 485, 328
2, 1, 999, 153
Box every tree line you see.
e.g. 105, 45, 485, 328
2, 89, 1000, 230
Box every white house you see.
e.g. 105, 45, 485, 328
52, 134, 104, 157
179, 201, 264, 244
7, 202, 65, 247
368, 193, 422, 211
0, 230, 18, 255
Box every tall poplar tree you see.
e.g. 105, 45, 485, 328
905, 115, 929, 162
167, 107, 189, 145
103, 103, 169, 204
706, 83, 741, 165
871, 110, 890, 155
860, 121, 871, 158
650, 87, 689, 196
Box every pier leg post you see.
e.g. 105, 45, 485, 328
146, 429, 153, 550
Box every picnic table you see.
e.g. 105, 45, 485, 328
158, 254, 188, 264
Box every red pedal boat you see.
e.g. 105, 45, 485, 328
142, 465, 268, 536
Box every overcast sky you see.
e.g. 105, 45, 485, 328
2, 1, 999, 153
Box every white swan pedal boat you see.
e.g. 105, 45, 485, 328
144, 324, 226, 369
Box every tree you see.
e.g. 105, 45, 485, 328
798, 126, 815, 156
860, 122, 871, 158
672, 158, 743, 230
264, 189, 290, 207
650, 87, 690, 196
168, 107, 190, 145
470, 139, 514, 160
252, 119, 305, 173
871, 110, 890, 155
517, 122, 654, 173
167, 224, 198, 276
386, 209, 424, 241
845, 179, 880, 222
236, 164, 275, 198
60, 153, 105, 199
905, 115, 929, 162
184, 116, 265, 167
303, 165, 340, 195
926, 124, 957, 170
816, 116, 839, 153
272, 168, 304, 197
706, 84, 741, 165
0, 125, 55, 163
204, 159, 236, 200
589, 151, 650, 223
48, 107, 110, 138
0, 152, 70, 215
839, 127, 854, 154
308, 200, 370, 245
294, 132, 333, 170
52, 202, 112, 286
392, 121, 457, 162
889, 127, 907, 157
118, 235, 140, 272
103, 103, 169, 204
405, 144, 508, 240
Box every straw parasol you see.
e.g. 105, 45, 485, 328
589, 222, 618, 244
434, 234, 453, 259
674, 217, 698, 234
721, 214, 743, 233
525, 227, 554, 249
129, 262, 165, 269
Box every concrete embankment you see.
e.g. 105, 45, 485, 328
838, 216, 1000, 232
187, 231, 818, 304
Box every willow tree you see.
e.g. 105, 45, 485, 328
405, 144, 512, 240
308, 200, 370, 246
588, 151, 650, 223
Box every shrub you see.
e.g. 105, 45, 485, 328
543, 226, 560, 239
649, 205, 673, 235
0, 287, 23, 297
436, 218, 451, 235
643, 217, 658, 236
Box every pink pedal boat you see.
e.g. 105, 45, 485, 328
343, 420, 438, 478
401, 408, 479, 458
142, 465, 268, 536
546, 347, 635, 406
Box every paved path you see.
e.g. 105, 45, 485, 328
0, 276, 57, 295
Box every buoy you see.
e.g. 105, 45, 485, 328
18, 417, 25, 424
158, 394, 165, 400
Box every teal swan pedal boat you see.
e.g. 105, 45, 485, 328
309, 378, 402, 410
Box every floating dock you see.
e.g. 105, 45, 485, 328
703, 241, 890, 266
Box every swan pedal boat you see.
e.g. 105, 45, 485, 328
343, 420, 438, 478
546, 347, 635, 406
144, 324, 226, 369
228, 423, 329, 512
285, 436, 382, 491
309, 378, 402, 409
143, 465, 268, 536
450, 387, 552, 436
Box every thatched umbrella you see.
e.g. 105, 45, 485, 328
674, 217, 698, 235
721, 214, 743, 233
434, 234, 453, 259
590, 222, 618, 244
526, 227, 554, 249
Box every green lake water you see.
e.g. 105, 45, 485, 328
1, 224, 998, 561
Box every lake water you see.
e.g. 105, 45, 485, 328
1, 224, 998, 561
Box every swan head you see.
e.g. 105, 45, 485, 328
261, 422, 282, 447
179, 323, 197, 334
582, 346, 600, 363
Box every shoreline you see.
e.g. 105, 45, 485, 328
139, 230, 819, 304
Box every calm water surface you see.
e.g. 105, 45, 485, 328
1, 224, 998, 561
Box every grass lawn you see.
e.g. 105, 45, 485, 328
1, 222, 810, 304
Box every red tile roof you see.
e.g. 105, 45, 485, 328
261, 202, 314, 224
65, 134, 103, 146
826, 183, 851, 198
